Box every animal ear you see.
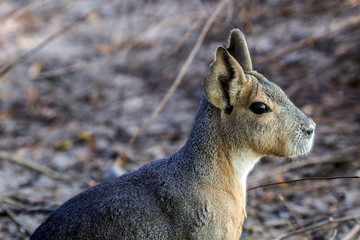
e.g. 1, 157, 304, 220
203, 46, 247, 114
226, 29, 252, 72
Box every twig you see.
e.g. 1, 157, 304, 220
329, 229, 338, 240
275, 215, 360, 240
0, 195, 58, 216
0, 202, 31, 236
1, 196, 27, 209
164, 15, 205, 58
252, 146, 360, 183
1, 0, 51, 27
0, 206, 56, 217
35, 11, 207, 80
278, 194, 301, 227
278, 194, 313, 240
115, 0, 228, 163
0, 1, 111, 80
341, 224, 360, 240
254, 14, 360, 64
247, 176, 360, 192
0, 151, 71, 183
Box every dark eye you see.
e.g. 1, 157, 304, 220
249, 102, 272, 115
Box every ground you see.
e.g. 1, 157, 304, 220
0, 0, 359, 239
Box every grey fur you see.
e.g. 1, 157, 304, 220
31, 98, 231, 240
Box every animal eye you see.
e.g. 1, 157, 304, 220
249, 102, 272, 115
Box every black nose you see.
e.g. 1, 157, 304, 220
305, 128, 314, 136
301, 117, 315, 137
302, 122, 315, 136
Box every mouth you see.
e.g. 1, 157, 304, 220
266, 128, 315, 158
289, 132, 315, 157
272, 130, 315, 158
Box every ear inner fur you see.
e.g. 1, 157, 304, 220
204, 46, 246, 113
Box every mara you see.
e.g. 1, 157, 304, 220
31, 29, 315, 240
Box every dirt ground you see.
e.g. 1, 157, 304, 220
0, 0, 359, 239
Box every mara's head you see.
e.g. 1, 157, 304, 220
203, 29, 315, 158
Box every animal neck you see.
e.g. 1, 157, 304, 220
231, 150, 261, 191
181, 94, 261, 187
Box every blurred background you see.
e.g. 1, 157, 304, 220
0, 0, 359, 239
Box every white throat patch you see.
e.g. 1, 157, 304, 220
232, 150, 261, 187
